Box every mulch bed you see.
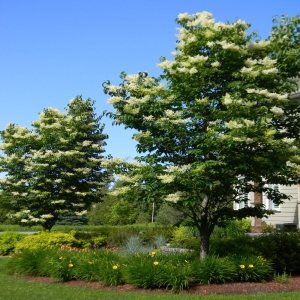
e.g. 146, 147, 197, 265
16, 275, 300, 295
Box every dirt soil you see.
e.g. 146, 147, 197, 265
17, 275, 300, 295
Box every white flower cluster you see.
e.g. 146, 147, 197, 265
165, 164, 191, 173
157, 174, 176, 183
164, 110, 182, 119
216, 40, 240, 51
245, 57, 277, 68
127, 95, 151, 105
133, 131, 152, 141
270, 106, 284, 115
51, 200, 65, 204
261, 68, 278, 75
232, 137, 255, 144
40, 214, 54, 219
282, 138, 295, 144
211, 61, 220, 67
72, 203, 85, 207
178, 12, 190, 21
75, 192, 87, 196
107, 96, 124, 105
75, 210, 87, 216
186, 11, 214, 28
81, 140, 92, 147
143, 115, 155, 122
246, 89, 287, 101
157, 60, 175, 70
165, 191, 184, 203
247, 40, 270, 50
101, 157, 125, 167
189, 55, 208, 63
240, 67, 259, 78
226, 121, 244, 129
286, 161, 297, 168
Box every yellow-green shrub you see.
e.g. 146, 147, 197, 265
171, 226, 198, 248
14, 231, 81, 251
0, 231, 25, 255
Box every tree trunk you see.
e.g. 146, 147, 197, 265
200, 230, 211, 260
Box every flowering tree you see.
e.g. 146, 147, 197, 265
0, 96, 110, 230
103, 12, 300, 259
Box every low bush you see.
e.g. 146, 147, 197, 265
210, 235, 258, 257
0, 232, 25, 255
14, 231, 81, 252
254, 230, 300, 274
211, 220, 251, 239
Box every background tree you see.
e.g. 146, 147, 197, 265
0, 96, 110, 230
103, 12, 300, 259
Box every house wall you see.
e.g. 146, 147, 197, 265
261, 184, 299, 228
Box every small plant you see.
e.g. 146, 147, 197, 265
273, 272, 291, 284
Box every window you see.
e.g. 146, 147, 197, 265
237, 189, 249, 209
263, 184, 280, 211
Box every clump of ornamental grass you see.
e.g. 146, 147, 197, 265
232, 255, 274, 282
191, 255, 237, 284
152, 234, 167, 249
122, 235, 151, 254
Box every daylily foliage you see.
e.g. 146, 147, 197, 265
104, 12, 300, 259
0, 96, 110, 230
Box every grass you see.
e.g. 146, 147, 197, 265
0, 258, 300, 300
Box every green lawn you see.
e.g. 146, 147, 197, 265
0, 257, 300, 300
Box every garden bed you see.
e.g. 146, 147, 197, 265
18, 275, 300, 295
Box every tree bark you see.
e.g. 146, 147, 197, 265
200, 230, 211, 260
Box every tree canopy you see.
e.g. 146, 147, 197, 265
0, 96, 110, 230
103, 12, 300, 259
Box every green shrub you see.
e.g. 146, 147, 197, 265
14, 232, 81, 251
210, 235, 258, 257
232, 254, 273, 282
237, 219, 252, 233
254, 230, 300, 274
211, 220, 250, 239
192, 255, 236, 284
0, 232, 25, 255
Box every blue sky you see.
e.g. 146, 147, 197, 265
1, 0, 299, 160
